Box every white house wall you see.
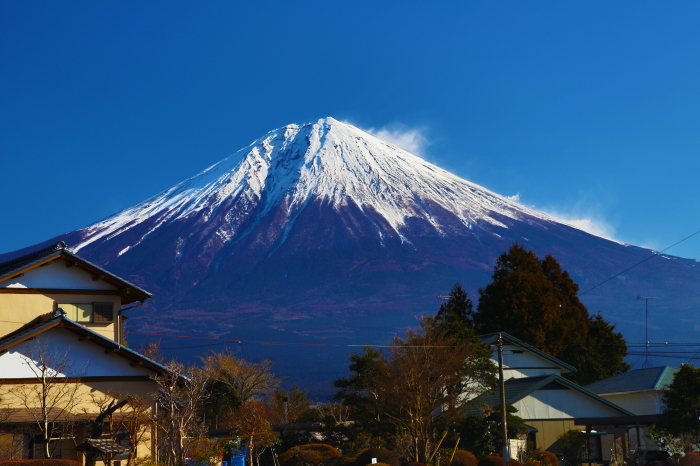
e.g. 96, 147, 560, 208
513, 389, 624, 420
0, 328, 152, 378
493, 344, 563, 379
599, 391, 662, 415
0, 260, 117, 290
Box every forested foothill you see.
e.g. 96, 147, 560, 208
7, 244, 700, 466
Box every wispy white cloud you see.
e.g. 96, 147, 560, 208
362, 122, 430, 157
540, 207, 618, 241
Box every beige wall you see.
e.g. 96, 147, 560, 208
526, 419, 582, 451
0, 292, 122, 342
1, 379, 157, 461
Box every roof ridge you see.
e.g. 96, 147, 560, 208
0, 241, 67, 269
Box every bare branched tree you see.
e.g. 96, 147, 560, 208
115, 395, 153, 466
8, 340, 87, 458
315, 402, 351, 423
151, 361, 209, 466
364, 317, 486, 463
202, 350, 281, 402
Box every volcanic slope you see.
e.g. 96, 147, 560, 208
5, 117, 700, 390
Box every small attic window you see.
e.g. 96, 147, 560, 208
58, 302, 113, 323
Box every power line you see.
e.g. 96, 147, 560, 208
579, 228, 700, 296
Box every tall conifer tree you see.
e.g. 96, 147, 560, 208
474, 243, 628, 384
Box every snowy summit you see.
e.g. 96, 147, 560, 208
74, 117, 550, 254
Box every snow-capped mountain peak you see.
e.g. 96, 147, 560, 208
73, 117, 550, 254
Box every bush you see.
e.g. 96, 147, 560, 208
354, 449, 401, 466
451, 451, 478, 466
478, 456, 504, 466
509, 460, 522, 466
680, 454, 700, 466
522, 460, 540, 466
527, 451, 558, 466
405, 463, 426, 466
279, 444, 342, 466
0, 462, 81, 466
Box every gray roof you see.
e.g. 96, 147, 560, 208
0, 311, 171, 375
585, 366, 679, 395
74, 438, 128, 454
480, 332, 577, 374
469, 374, 634, 417
0, 241, 151, 304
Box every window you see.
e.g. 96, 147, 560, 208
58, 302, 113, 323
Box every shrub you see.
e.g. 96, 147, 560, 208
509, 460, 522, 466
680, 454, 700, 466
478, 456, 504, 466
370, 463, 392, 466
279, 444, 342, 466
451, 450, 478, 466
527, 451, 558, 466
405, 463, 427, 466
354, 449, 401, 466
522, 460, 540, 466
0, 462, 81, 466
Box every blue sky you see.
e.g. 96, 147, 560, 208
2, 2, 700, 260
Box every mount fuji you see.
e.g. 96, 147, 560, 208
5, 117, 700, 392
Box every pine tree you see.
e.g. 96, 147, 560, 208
475, 244, 586, 356
474, 243, 628, 384
564, 313, 631, 385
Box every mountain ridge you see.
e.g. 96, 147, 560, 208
2, 117, 697, 394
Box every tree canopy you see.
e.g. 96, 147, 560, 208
473, 243, 629, 385
656, 364, 700, 449
334, 316, 496, 463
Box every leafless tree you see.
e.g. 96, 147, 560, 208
8, 340, 87, 458
202, 350, 282, 402
315, 402, 351, 423
115, 395, 153, 466
151, 361, 209, 466
364, 317, 485, 463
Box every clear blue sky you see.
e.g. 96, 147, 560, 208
2, 2, 700, 260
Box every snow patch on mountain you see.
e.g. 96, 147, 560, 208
72, 117, 557, 253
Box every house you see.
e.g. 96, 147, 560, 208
0, 241, 168, 462
474, 333, 635, 461
585, 366, 679, 452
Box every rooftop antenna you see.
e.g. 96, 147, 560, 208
637, 296, 658, 368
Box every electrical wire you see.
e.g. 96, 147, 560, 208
579, 228, 700, 296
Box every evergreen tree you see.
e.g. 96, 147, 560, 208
656, 364, 700, 449
474, 243, 629, 384
475, 244, 588, 357
433, 283, 498, 391
459, 404, 528, 458
564, 314, 631, 385
436, 282, 474, 331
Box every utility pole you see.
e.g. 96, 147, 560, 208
497, 333, 509, 466
637, 296, 657, 369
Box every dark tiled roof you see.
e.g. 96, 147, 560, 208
480, 332, 577, 374
0, 241, 67, 278
469, 374, 634, 417
0, 241, 151, 304
74, 438, 128, 454
0, 312, 172, 375
0, 407, 91, 424
585, 366, 679, 395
